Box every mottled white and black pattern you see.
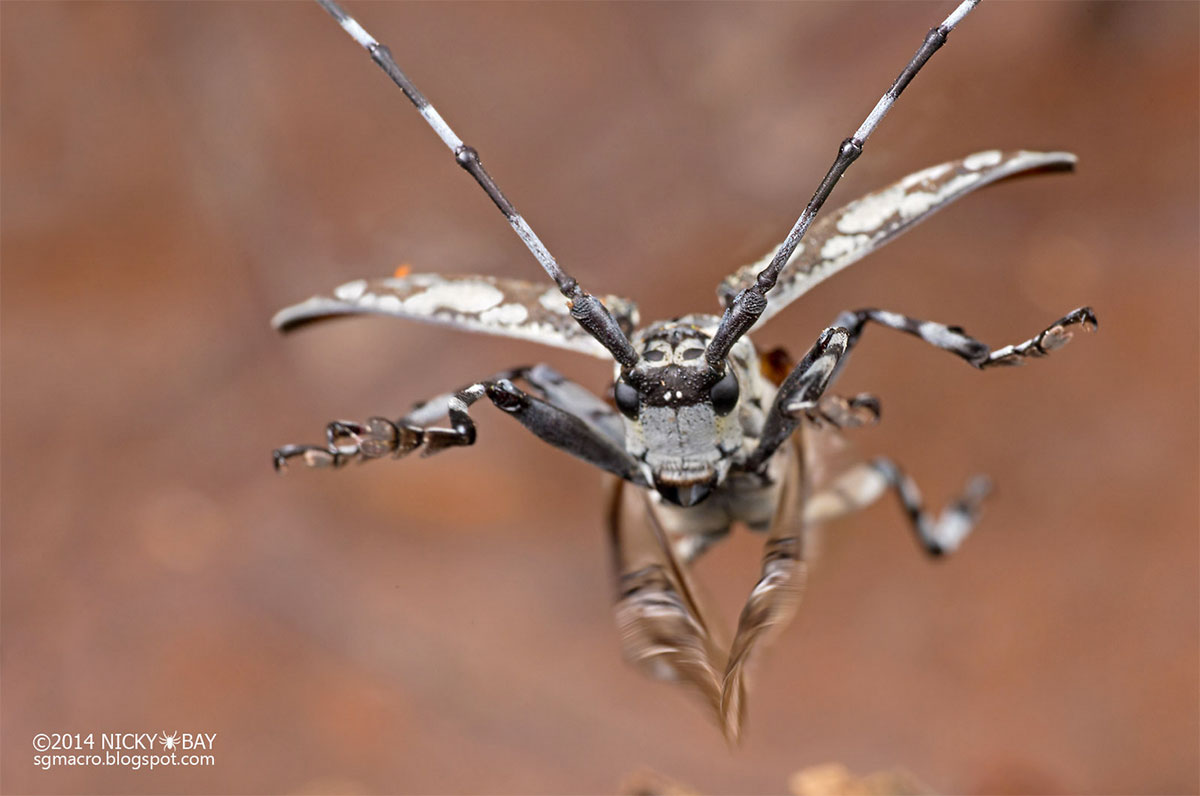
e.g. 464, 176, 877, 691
273, 273, 638, 359
718, 150, 1077, 327
804, 458, 992, 555
616, 314, 776, 516
829, 305, 1099, 373
275, 0, 1099, 746
274, 364, 646, 482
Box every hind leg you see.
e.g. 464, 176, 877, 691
804, 457, 991, 556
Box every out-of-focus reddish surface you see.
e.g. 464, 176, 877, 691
2, 2, 1196, 793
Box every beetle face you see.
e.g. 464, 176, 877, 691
616, 319, 748, 507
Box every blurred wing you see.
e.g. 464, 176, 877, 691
273, 273, 640, 360
717, 150, 1077, 326
608, 480, 727, 728
721, 441, 806, 745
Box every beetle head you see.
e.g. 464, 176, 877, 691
615, 318, 748, 507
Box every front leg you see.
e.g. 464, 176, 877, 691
745, 306, 1097, 469
274, 365, 648, 486
832, 306, 1098, 370
271, 375, 500, 470
483, 377, 648, 484
745, 327, 850, 472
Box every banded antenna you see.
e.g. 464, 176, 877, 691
705, 0, 981, 368
314, 0, 640, 368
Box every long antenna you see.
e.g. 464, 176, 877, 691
705, 0, 981, 367
314, 0, 639, 367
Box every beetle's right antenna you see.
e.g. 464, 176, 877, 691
705, 0, 981, 367
313, 0, 640, 368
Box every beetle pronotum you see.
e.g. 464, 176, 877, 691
273, 0, 1097, 742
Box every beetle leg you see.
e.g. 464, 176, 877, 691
745, 327, 850, 472
804, 457, 992, 556
831, 306, 1097, 371
273, 365, 646, 485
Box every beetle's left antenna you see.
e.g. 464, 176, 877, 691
314, 0, 639, 368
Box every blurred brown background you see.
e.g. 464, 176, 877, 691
2, 2, 1196, 794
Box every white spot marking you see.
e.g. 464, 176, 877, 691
842, 467, 890, 505
934, 511, 972, 552
897, 190, 941, 219
820, 234, 869, 260
479, 302, 529, 325
963, 150, 1002, 170
990, 344, 1017, 360
538, 288, 570, 314
373, 294, 403, 312
335, 279, 367, 301
875, 310, 908, 327
836, 189, 903, 234
919, 321, 964, 348
402, 281, 504, 315
938, 172, 983, 197
899, 161, 953, 189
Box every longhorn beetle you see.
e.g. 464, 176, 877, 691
273, 0, 1097, 742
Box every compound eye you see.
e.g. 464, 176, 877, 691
709, 369, 739, 416
614, 380, 640, 420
